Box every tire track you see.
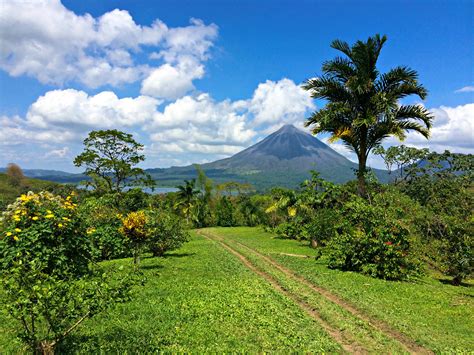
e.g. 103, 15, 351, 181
197, 229, 367, 354
202, 229, 432, 355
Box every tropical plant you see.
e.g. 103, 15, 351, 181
174, 179, 200, 224
74, 130, 155, 194
119, 210, 148, 269
303, 34, 433, 196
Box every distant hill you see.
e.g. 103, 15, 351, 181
147, 124, 389, 190
0, 173, 60, 208
3, 125, 390, 191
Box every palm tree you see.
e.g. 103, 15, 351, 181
303, 34, 433, 196
174, 179, 199, 224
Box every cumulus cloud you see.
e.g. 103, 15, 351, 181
26, 89, 160, 129
0, 0, 217, 90
248, 78, 315, 127
455, 86, 474, 93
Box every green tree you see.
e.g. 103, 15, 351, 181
174, 179, 199, 224
74, 130, 155, 194
6, 162, 25, 187
303, 34, 432, 196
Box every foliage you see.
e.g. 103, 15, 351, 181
215, 196, 236, 227
78, 195, 127, 261
373, 145, 429, 181
119, 210, 148, 269
0, 191, 134, 353
303, 34, 432, 195
174, 179, 200, 225
74, 130, 155, 194
145, 209, 189, 257
6, 163, 25, 187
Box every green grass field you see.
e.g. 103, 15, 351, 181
1, 227, 473, 353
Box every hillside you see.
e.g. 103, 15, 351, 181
0, 173, 60, 208
148, 124, 389, 190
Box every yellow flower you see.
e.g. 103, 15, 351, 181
14, 209, 21, 214
13, 236, 19, 241
45, 214, 54, 219
32, 216, 39, 221
47, 210, 52, 214
14, 228, 21, 233
6, 232, 12, 237
13, 216, 21, 222
58, 223, 63, 228
20, 195, 28, 201
62, 217, 70, 221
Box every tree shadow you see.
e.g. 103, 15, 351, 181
163, 252, 196, 258
438, 278, 473, 288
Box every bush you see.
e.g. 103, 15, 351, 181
325, 195, 423, 280
0, 191, 134, 353
145, 210, 189, 257
120, 210, 148, 269
78, 195, 128, 260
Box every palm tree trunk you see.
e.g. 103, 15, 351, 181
357, 153, 367, 197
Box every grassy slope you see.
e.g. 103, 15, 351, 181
0, 173, 57, 205
0, 232, 340, 353
209, 227, 474, 353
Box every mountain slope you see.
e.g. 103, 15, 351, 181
6, 125, 389, 190
148, 124, 389, 189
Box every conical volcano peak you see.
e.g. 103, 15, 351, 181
274, 124, 300, 134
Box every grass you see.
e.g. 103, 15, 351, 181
1, 226, 472, 352
208, 226, 474, 353
0, 231, 340, 353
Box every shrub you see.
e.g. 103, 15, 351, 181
120, 210, 148, 269
78, 195, 128, 260
326, 196, 423, 280
0, 191, 134, 354
145, 210, 189, 257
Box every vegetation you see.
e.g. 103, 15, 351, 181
0, 192, 135, 354
1, 34, 472, 353
74, 130, 154, 194
303, 34, 432, 196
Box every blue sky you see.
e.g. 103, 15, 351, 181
1, 0, 473, 172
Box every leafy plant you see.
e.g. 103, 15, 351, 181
145, 210, 189, 257
0, 191, 134, 354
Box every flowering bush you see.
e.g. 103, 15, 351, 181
78, 195, 128, 260
0, 191, 134, 353
120, 210, 148, 268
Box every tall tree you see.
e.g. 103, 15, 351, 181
303, 34, 433, 196
74, 130, 155, 194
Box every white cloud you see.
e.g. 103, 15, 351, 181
248, 78, 315, 127
385, 103, 474, 153
26, 89, 160, 129
140, 62, 204, 100
45, 147, 70, 158
0, 0, 217, 89
455, 86, 474, 93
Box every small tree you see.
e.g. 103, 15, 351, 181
119, 210, 148, 270
6, 163, 25, 187
373, 145, 429, 181
74, 130, 155, 194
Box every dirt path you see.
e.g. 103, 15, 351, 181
197, 229, 367, 354
199, 229, 433, 355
